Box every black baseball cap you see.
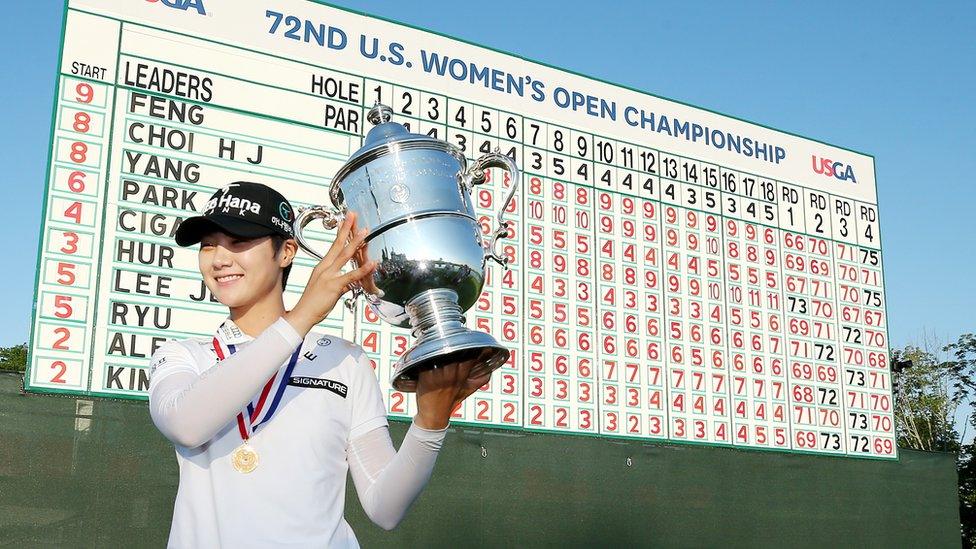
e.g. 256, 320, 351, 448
174, 181, 295, 247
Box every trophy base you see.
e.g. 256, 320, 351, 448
390, 331, 509, 392
390, 288, 509, 392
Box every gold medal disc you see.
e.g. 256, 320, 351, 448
232, 444, 259, 474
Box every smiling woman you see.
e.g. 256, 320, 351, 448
198, 232, 292, 309
146, 180, 490, 547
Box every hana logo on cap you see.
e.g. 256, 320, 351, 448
279, 202, 293, 222
204, 183, 262, 217
272, 200, 294, 235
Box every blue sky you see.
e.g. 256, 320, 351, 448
1, 0, 973, 352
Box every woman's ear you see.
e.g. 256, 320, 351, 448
279, 238, 298, 268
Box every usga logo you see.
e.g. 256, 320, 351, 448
811, 155, 857, 183
146, 0, 207, 16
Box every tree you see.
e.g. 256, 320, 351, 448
892, 333, 976, 547
944, 335, 976, 547
0, 342, 26, 372
891, 344, 961, 452
945, 334, 976, 403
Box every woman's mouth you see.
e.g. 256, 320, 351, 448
215, 274, 244, 285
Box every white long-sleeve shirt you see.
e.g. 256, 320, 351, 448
148, 317, 445, 548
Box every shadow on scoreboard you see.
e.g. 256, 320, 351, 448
0, 372, 960, 547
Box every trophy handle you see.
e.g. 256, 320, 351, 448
462, 150, 520, 269
293, 205, 344, 260
293, 206, 365, 307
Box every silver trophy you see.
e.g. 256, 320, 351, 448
294, 104, 519, 392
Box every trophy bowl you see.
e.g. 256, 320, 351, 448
294, 104, 519, 392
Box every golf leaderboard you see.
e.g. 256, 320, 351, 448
28, 0, 894, 458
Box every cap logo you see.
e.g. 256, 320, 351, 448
279, 202, 293, 222
205, 192, 261, 216
271, 215, 294, 235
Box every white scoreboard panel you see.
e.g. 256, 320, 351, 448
27, 0, 895, 459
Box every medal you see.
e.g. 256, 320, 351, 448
231, 443, 259, 474
212, 323, 302, 475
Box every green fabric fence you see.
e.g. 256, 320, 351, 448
0, 372, 960, 547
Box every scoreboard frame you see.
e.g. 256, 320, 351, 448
26, 0, 894, 460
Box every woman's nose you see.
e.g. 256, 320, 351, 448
212, 245, 233, 268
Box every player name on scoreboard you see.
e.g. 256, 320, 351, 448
28, 0, 895, 459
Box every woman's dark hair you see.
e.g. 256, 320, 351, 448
269, 235, 293, 290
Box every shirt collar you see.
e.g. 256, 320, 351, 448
215, 318, 254, 345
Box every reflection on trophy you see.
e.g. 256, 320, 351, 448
294, 104, 519, 392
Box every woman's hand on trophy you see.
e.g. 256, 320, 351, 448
285, 212, 376, 338
352, 239, 382, 297
413, 350, 494, 430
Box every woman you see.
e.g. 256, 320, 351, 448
149, 181, 487, 547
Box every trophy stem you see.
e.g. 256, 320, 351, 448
391, 288, 510, 392
405, 288, 467, 343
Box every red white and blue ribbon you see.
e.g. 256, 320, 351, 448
212, 335, 302, 441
